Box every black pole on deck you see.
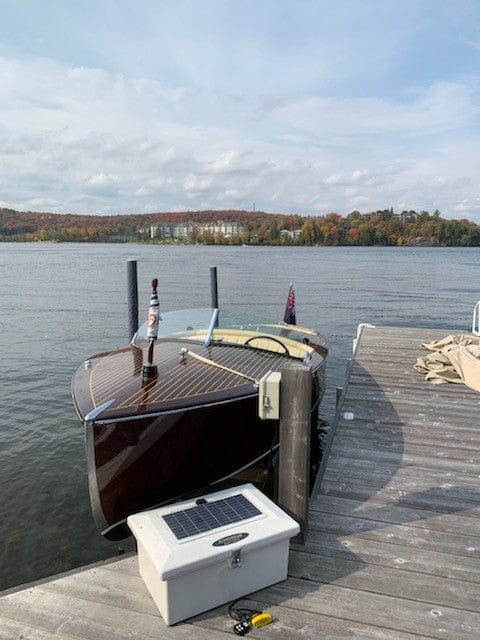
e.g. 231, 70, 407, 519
210, 266, 219, 327
127, 259, 139, 341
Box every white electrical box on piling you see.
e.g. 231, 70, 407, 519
258, 371, 281, 420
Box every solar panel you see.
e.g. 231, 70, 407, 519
162, 493, 262, 540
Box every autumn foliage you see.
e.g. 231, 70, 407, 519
1, 207, 480, 246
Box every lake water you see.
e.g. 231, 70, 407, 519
1, 243, 479, 590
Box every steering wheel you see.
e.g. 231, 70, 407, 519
244, 335, 290, 356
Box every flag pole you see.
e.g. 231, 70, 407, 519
283, 282, 293, 321
143, 278, 160, 381
283, 282, 296, 325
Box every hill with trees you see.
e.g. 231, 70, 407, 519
1, 207, 480, 246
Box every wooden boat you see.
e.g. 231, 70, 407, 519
72, 307, 327, 539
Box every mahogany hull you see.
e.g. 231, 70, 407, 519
72, 323, 328, 539
87, 365, 325, 539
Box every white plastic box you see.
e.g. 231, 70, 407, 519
127, 483, 299, 625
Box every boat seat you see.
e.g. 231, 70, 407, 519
184, 329, 312, 359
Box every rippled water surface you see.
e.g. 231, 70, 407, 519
1, 243, 479, 589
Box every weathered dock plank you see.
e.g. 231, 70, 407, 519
2, 324, 480, 639
311, 494, 480, 537
298, 529, 480, 583
311, 325, 480, 639
257, 576, 480, 640
288, 549, 480, 612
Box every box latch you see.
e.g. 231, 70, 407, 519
231, 549, 242, 569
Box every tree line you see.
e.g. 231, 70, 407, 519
1, 207, 480, 246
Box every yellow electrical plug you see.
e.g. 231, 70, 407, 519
251, 612, 273, 628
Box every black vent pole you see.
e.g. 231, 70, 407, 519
127, 259, 139, 341
210, 266, 218, 308
210, 265, 219, 327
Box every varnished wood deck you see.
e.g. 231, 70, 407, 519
2, 325, 480, 639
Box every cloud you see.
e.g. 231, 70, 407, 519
84, 173, 121, 197
461, 36, 480, 52
135, 177, 175, 197
0, 55, 188, 138
210, 151, 242, 173
324, 170, 370, 186
183, 174, 213, 193
455, 200, 470, 213
265, 82, 480, 138
1, 39, 480, 220
86, 173, 119, 186
217, 188, 245, 204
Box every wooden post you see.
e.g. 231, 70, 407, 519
127, 259, 138, 342
278, 362, 311, 544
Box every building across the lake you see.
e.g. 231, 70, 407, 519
149, 222, 192, 239
279, 229, 302, 240
149, 220, 247, 240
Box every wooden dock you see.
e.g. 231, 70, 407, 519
2, 325, 480, 639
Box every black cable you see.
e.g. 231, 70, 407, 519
260, 422, 279, 493
228, 600, 261, 622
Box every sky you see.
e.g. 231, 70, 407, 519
1, 0, 480, 220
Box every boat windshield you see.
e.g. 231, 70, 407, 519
133, 307, 319, 343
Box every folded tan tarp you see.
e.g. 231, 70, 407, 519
414, 333, 480, 392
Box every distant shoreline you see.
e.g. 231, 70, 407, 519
2, 207, 479, 246
1, 239, 478, 248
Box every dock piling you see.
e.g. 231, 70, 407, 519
278, 362, 311, 544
